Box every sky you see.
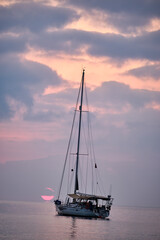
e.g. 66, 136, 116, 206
0, 0, 160, 207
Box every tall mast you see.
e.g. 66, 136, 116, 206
74, 69, 85, 194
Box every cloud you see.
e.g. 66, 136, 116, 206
30, 29, 88, 54
0, 34, 27, 54
0, 56, 63, 120
0, 0, 159, 208
64, 0, 160, 17
86, 81, 160, 164
126, 64, 160, 80
23, 80, 160, 125
63, 0, 160, 32
0, 2, 159, 61
24, 110, 57, 123
90, 81, 160, 110
0, 2, 79, 33
31, 29, 160, 61
23, 83, 80, 123
87, 30, 160, 61
1, 79, 160, 206
87, 83, 160, 180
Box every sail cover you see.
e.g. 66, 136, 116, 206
68, 192, 111, 201
75, 175, 79, 191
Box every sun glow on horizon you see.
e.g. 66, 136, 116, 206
41, 195, 54, 201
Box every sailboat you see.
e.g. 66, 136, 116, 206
54, 69, 113, 218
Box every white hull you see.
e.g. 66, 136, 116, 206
56, 204, 110, 218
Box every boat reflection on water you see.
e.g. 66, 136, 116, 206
70, 217, 77, 239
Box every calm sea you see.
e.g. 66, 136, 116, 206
0, 201, 160, 240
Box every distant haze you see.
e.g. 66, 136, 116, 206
0, 0, 160, 207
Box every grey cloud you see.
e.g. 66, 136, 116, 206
22, 81, 79, 123
87, 30, 160, 60
106, 13, 149, 33
23, 102, 68, 123
90, 81, 160, 109
64, 0, 160, 17
126, 64, 160, 80
64, 0, 160, 32
0, 2, 79, 33
1, 7, 160, 61
0, 56, 62, 120
88, 88, 160, 196
31, 29, 160, 61
88, 81, 160, 164
24, 80, 160, 125
24, 110, 57, 123
0, 95, 14, 120
0, 35, 27, 54
31, 29, 86, 54
1, 80, 160, 206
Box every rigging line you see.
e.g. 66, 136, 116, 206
69, 117, 79, 154
90, 128, 105, 196
67, 137, 75, 194
85, 120, 89, 192
85, 83, 106, 196
81, 116, 90, 194
85, 83, 95, 194
57, 81, 81, 200
67, 130, 76, 194
97, 165, 106, 195
67, 146, 72, 194
89, 120, 106, 195
82, 116, 90, 193
89, 131, 104, 195
85, 83, 96, 165
86, 101, 102, 194
87, 122, 94, 195
84, 82, 90, 154
85, 153, 89, 194
84, 83, 93, 193
81, 116, 89, 155
84, 84, 89, 194
68, 157, 75, 193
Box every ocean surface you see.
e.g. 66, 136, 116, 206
0, 201, 160, 240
